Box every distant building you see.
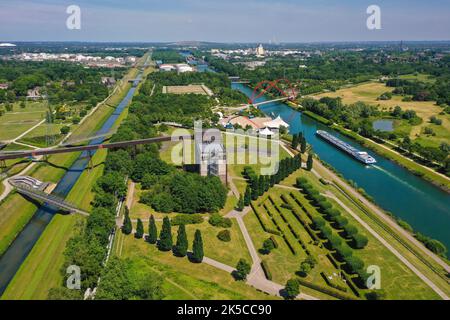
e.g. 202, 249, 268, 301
159, 64, 176, 72
256, 44, 265, 56
194, 131, 227, 184
27, 87, 42, 100
0, 83, 8, 90
175, 63, 194, 73
101, 77, 116, 87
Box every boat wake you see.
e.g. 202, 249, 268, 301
371, 165, 424, 195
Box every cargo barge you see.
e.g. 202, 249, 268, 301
316, 130, 376, 164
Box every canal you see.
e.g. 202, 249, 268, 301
232, 82, 450, 257
0, 72, 144, 294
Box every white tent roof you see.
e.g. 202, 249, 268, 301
259, 127, 274, 136
264, 116, 289, 128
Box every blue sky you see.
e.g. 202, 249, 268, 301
0, 0, 449, 42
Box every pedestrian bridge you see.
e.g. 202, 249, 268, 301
9, 180, 89, 216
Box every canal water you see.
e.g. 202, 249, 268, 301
0, 74, 143, 294
232, 82, 450, 256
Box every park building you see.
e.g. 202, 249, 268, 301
194, 131, 227, 184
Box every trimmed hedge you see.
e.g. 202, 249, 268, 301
171, 214, 204, 225
296, 278, 358, 300
261, 260, 272, 280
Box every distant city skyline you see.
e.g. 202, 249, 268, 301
1, 0, 449, 42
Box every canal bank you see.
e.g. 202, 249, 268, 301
0, 69, 146, 294
232, 82, 450, 257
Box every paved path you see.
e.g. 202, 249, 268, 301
126, 181, 135, 209
323, 192, 449, 300
274, 184, 298, 191
226, 207, 318, 300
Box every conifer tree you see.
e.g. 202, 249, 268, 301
244, 185, 252, 206
258, 175, 265, 196
158, 216, 173, 251
135, 218, 144, 239
191, 229, 204, 263
306, 154, 314, 171
147, 215, 158, 244
301, 137, 307, 153
291, 133, 299, 149
173, 224, 188, 257
237, 195, 245, 211
122, 207, 132, 235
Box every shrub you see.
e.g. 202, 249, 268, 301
261, 238, 275, 254
60, 126, 70, 135
343, 224, 358, 237
209, 213, 232, 228
234, 259, 251, 280
336, 243, 353, 258
353, 233, 369, 249
299, 261, 311, 277
312, 216, 326, 229
334, 216, 348, 227
284, 279, 300, 300
345, 256, 364, 274
321, 226, 332, 239
317, 200, 332, 211
325, 208, 340, 220
217, 229, 231, 242
329, 234, 342, 248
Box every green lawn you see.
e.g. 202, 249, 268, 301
0, 102, 47, 140
114, 230, 276, 300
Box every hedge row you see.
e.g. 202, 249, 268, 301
296, 277, 358, 300
263, 202, 297, 255
320, 272, 348, 292
261, 260, 272, 280
250, 202, 281, 236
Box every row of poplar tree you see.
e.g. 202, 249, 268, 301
122, 209, 204, 263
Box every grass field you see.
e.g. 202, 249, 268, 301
0, 102, 47, 141
114, 229, 276, 300
314, 80, 450, 146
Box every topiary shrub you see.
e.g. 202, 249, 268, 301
353, 233, 369, 249
312, 216, 326, 230
333, 216, 348, 228
217, 229, 231, 242
343, 224, 358, 237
